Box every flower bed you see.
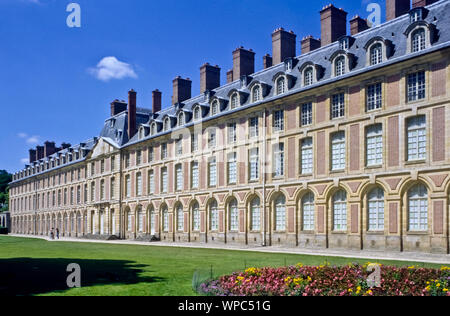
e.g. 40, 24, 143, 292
199, 264, 450, 296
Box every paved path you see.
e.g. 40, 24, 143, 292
8, 234, 450, 265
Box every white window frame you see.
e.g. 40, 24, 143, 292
366, 124, 383, 167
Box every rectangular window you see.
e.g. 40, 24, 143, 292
366, 124, 383, 166
274, 143, 284, 177
136, 173, 142, 196
191, 162, 199, 189
126, 176, 131, 198
161, 167, 168, 193
136, 150, 142, 166
249, 117, 259, 139
161, 143, 168, 160
300, 138, 313, 174
407, 71, 426, 102
176, 138, 183, 157
111, 156, 115, 172
301, 103, 313, 126
175, 164, 183, 191
228, 123, 237, 144
249, 148, 259, 181
208, 130, 216, 149
331, 93, 345, 119
227, 153, 237, 184
148, 147, 154, 162
331, 132, 346, 171
125, 154, 130, 168
407, 116, 427, 161
148, 170, 154, 194
367, 83, 382, 111
110, 178, 115, 199
209, 158, 217, 187
191, 134, 198, 152
91, 162, 95, 176
100, 181, 105, 200
273, 110, 284, 132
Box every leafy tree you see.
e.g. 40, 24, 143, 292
0, 170, 12, 213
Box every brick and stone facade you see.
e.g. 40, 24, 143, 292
9, 0, 450, 254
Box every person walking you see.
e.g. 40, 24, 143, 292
50, 228, 54, 240
56, 228, 60, 239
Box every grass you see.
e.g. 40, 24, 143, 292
0, 236, 443, 296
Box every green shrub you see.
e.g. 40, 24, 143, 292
0, 227, 8, 235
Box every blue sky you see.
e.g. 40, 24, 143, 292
0, 0, 386, 173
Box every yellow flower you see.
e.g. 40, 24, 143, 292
443, 288, 448, 292
348, 289, 353, 293
296, 263, 304, 268
366, 290, 373, 295
437, 283, 441, 288
357, 286, 362, 291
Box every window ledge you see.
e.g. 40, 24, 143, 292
405, 159, 426, 166
365, 165, 383, 170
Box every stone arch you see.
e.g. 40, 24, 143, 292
173, 201, 184, 233
123, 205, 132, 233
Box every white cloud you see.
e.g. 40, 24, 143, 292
18, 132, 28, 138
26, 136, 40, 145
20, 158, 29, 164
88, 56, 138, 82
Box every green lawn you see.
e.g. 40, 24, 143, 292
0, 236, 442, 296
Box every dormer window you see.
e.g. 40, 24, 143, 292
138, 128, 145, 140
164, 117, 171, 132
339, 38, 349, 50
412, 28, 426, 52
252, 85, 262, 103
276, 77, 287, 95
211, 100, 219, 116
193, 106, 201, 121
230, 93, 239, 109
370, 43, 383, 65
410, 8, 423, 23
178, 113, 185, 126
150, 123, 157, 136
405, 22, 433, 54
304, 67, 314, 86
335, 56, 346, 76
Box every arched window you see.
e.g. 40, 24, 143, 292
177, 205, 184, 232
229, 199, 239, 231
192, 202, 200, 231
178, 113, 185, 126
275, 195, 286, 231
304, 67, 314, 86
333, 190, 347, 231
302, 192, 315, 231
370, 43, 383, 65
250, 197, 260, 231
194, 106, 201, 121
164, 118, 170, 132
127, 210, 132, 231
368, 187, 384, 231
230, 93, 239, 109
335, 56, 346, 77
412, 28, 426, 53
210, 200, 218, 231
162, 206, 169, 232
276, 77, 286, 95
408, 184, 428, 231
211, 100, 219, 116
151, 123, 157, 136
149, 206, 156, 235
137, 207, 143, 233
252, 85, 261, 103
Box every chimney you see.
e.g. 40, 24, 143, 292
44, 141, 56, 157
172, 77, 192, 104
128, 89, 137, 139
232, 47, 255, 78
272, 28, 297, 65
350, 16, 369, 35
29, 149, 37, 164
152, 89, 162, 114
200, 63, 221, 93
61, 143, 71, 150
110, 99, 127, 116
227, 70, 234, 83
412, 0, 438, 8
386, 0, 410, 21
36, 146, 44, 160
320, 4, 348, 46
263, 54, 273, 69
301, 36, 321, 54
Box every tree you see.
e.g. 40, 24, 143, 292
0, 170, 12, 213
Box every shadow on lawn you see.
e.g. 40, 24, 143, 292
0, 257, 163, 296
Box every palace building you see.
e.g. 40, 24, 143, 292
9, 0, 450, 254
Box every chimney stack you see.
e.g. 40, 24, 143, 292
36, 146, 44, 160
412, 0, 438, 8
61, 143, 71, 150
301, 36, 321, 54
263, 54, 273, 69
232, 47, 255, 79
29, 149, 37, 164
386, 0, 410, 21
272, 28, 297, 65
350, 16, 369, 35
200, 63, 221, 93
152, 89, 162, 114
44, 141, 56, 157
110, 99, 127, 116
320, 4, 348, 46
227, 70, 234, 83
128, 89, 137, 139
172, 77, 192, 104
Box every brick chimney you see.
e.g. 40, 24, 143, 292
301, 36, 321, 54
128, 89, 137, 139
36, 146, 44, 160
412, 0, 438, 8
227, 70, 234, 83
44, 141, 56, 157
232, 47, 255, 79
29, 149, 37, 164
152, 89, 162, 114
172, 77, 192, 104
110, 99, 127, 116
263, 54, 273, 69
350, 16, 369, 35
61, 143, 71, 150
200, 63, 221, 93
272, 28, 297, 65
386, 0, 410, 21
320, 4, 348, 46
